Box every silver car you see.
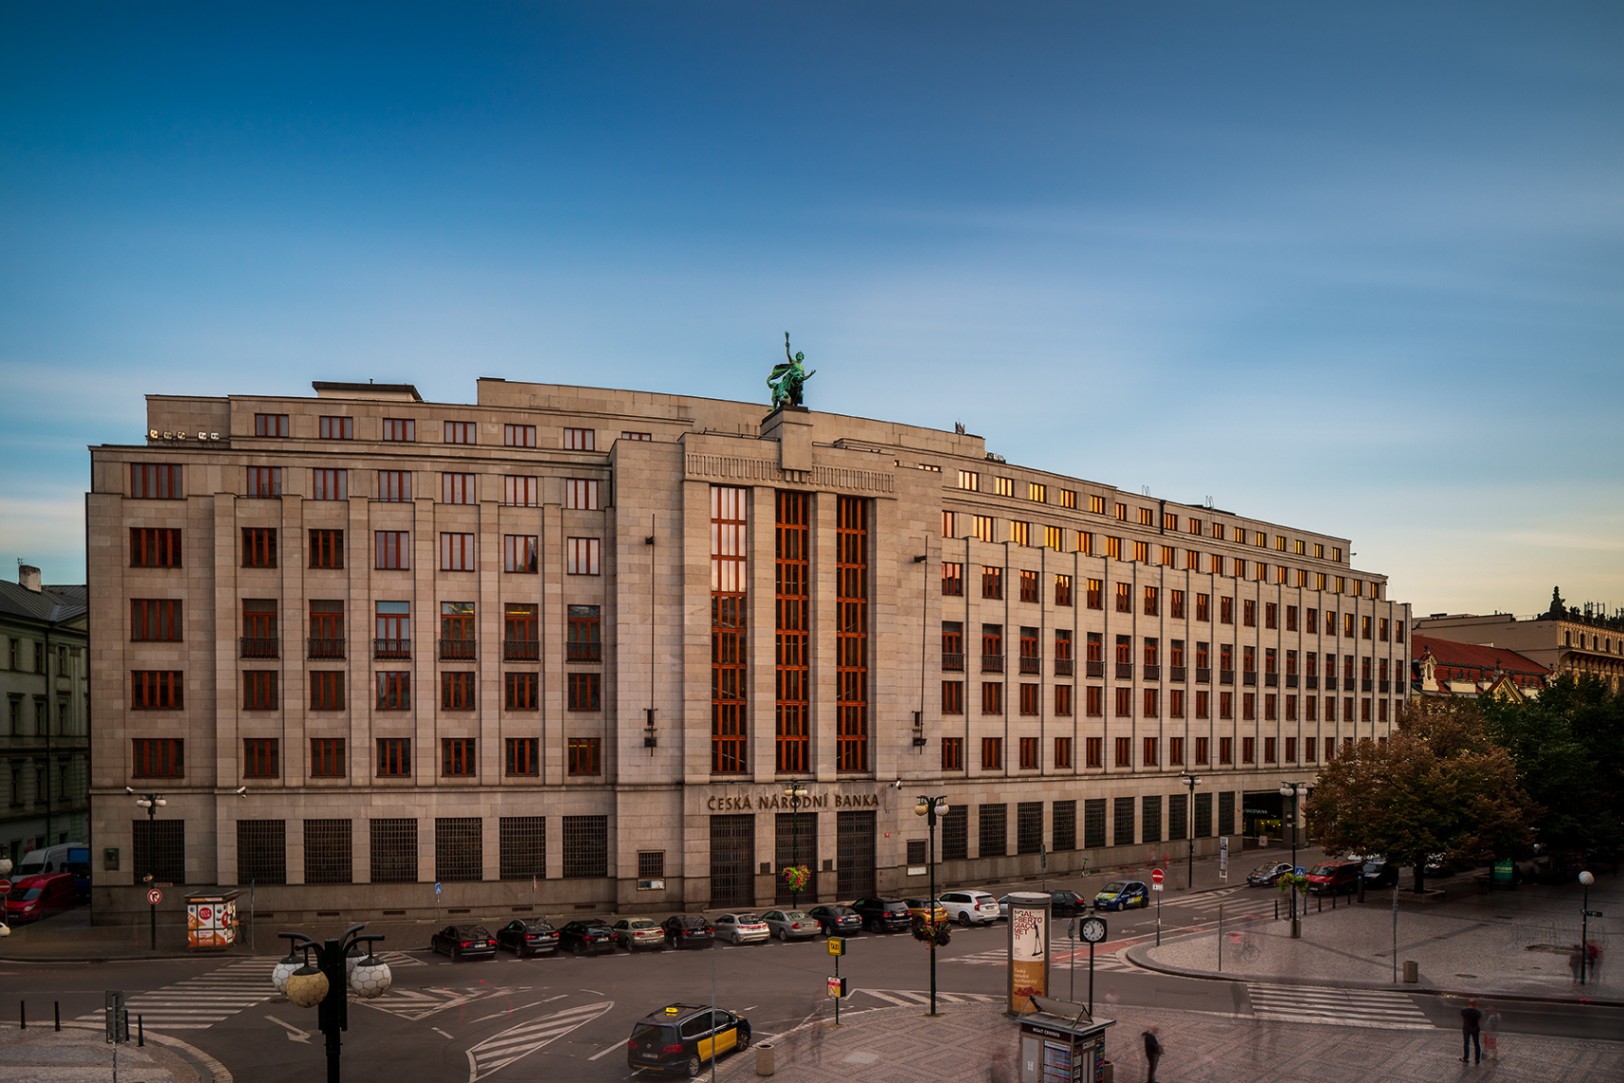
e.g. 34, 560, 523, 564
760, 908, 819, 940
713, 912, 770, 945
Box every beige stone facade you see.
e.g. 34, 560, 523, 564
87, 378, 1410, 925
1416, 612, 1624, 691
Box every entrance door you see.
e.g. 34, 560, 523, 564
709, 815, 755, 909
835, 811, 875, 899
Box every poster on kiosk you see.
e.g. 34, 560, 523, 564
1006, 891, 1051, 1014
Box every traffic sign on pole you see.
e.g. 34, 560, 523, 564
1151, 868, 1165, 886
0, 878, 11, 896
147, 887, 163, 906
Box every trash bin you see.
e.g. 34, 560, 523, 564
755, 1041, 775, 1076
1402, 960, 1418, 983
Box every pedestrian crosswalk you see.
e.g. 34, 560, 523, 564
467, 1000, 613, 1081
949, 945, 1142, 972
77, 957, 279, 1031
1246, 981, 1434, 1030
856, 988, 1001, 1009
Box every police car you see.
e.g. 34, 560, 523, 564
627, 1003, 752, 1077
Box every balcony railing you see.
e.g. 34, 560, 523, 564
1115, 662, 1133, 680
1054, 658, 1074, 677
239, 636, 279, 659
1379, 679, 1390, 693
567, 641, 603, 663
1285, 674, 1298, 688
1143, 664, 1160, 680
1196, 666, 1212, 683
1362, 678, 1373, 692
373, 638, 411, 660
505, 639, 541, 662
1220, 669, 1235, 685
941, 651, 965, 672
307, 637, 345, 659
1324, 676, 1337, 691
1265, 672, 1278, 687
1170, 665, 1186, 682
1019, 656, 1041, 675
1086, 660, 1104, 678
981, 654, 1004, 674
439, 638, 477, 661
1243, 671, 1257, 687
1304, 674, 1318, 690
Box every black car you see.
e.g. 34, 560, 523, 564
1049, 890, 1087, 918
495, 918, 560, 957
430, 924, 496, 960
662, 913, 716, 949
1246, 861, 1295, 887
627, 1003, 751, 1078
1361, 860, 1399, 889
807, 904, 862, 937
557, 919, 618, 955
849, 897, 912, 933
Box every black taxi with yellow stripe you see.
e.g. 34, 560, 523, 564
627, 1002, 752, 1077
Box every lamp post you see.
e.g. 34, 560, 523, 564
1578, 870, 1595, 985
1279, 781, 1307, 938
129, 789, 167, 950
277, 923, 393, 1083
1179, 774, 1200, 890
0, 856, 12, 952
914, 794, 949, 1016
784, 781, 810, 908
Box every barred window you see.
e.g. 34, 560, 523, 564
978, 803, 1007, 858
1016, 801, 1043, 855
435, 817, 482, 881
243, 737, 279, 778
1053, 800, 1077, 851
132, 737, 183, 777
561, 815, 608, 879
505, 737, 539, 776
369, 818, 417, 883
132, 819, 185, 884
304, 818, 353, 884
499, 816, 545, 880
237, 819, 286, 884
1113, 795, 1135, 846
1142, 795, 1162, 843
442, 737, 477, 777
1084, 798, 1107, 849
941, 806, 968, 861
1169, 792, 1188, 841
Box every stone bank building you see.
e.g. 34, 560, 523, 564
87, 378, 1410, 924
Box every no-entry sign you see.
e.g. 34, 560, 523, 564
1151, 868, 1164, 885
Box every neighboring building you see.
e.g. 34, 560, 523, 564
86, 377, 1411, 925
0, 565, 90, 863
1410, 634, 1547, 702
1418, 596, 1624, 692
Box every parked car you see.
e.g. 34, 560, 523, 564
1093, 881, 1150, 911
627, 1003, 751, 1078
902, 898, 948, 924
807, 904, 861, 937
850, 897, 912, 933
1361, 859, 1399, 889
713, 913, 770, 945
1048, 890, 1087, 917
495, 918, 559, 957
611, 917, 666, 952
1305, 861, 1362, 896
1247, 861, 1295, 887
662, 914, 716, 949
429, 924, 496, 960
558, 919, 618, 955
938, 890, 1001, 926
3, 873, 77, 924
760, 908, 819, 940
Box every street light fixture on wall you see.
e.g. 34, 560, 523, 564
277, 923, 393, 1083
1279, 781, 1308, 939
1179, 774, 1200, 890
127, 787, 166, 950
914, 794, 949, 1016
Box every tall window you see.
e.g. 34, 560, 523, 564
1019, 569, 1039, 602
131, 527, 182, 568
836, 496, 870, 773
311, 468, 347, 500
131, 463, 182, 499
439, 601, 474, 659
374, 601, 410, 660
318, 415, 353, 440
240, 599, 275, 657
711, 486, 748, 773
308, 528, 344, 569
242, 528, 277, 568
567, 537, 600, 574
981, 737, 1004, 770
941, 736, 964, 770
444, 420, 476, 444
1054, 574, 1072, 606
565, 479, 600, 509
566, 604, 601, 662
942, 562, 963, 596
441, 472, 475, 504
775, 490, 810, 774
504, 423, 536, 447
378, 470, 412, 502
982, 566, 1003, 599
504, 603, 539, 660
503, 534, 538, 573
504, 476, 539, 506
309, 601, 344, 659
132, 737, 184, 776
381, 417, 415, 442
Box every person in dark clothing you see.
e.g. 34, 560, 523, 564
1142, 1026, 1162, 1082
1460, 998, 1483, 1064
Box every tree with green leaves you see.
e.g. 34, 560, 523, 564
1305, 697, 1536, 892
1480, 674, 1624, 866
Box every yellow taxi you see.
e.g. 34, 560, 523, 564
627, 1002, 751, 1077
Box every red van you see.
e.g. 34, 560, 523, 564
4, 872, 78, 923
1305, 860, 1362, 897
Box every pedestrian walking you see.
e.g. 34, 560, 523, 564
1586, 941, 1603, 982
1142, 1026, 1162, 1083
1569, 944, 1585, 985
1460, 998, 1483, 1065
1482, 1002, 1501, 1061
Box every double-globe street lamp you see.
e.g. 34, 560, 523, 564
914, 794, 949, 1016
784, 781, 810, 908
127, 788, 166, 950
1579, 870, 1595, 985
1279, 781, 1308, 938
274, 923, 393, 1083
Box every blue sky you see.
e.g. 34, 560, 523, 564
3, 2, 1620, 618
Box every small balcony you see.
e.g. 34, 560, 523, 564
1304, 674, 1318, 690
439, 638, 477, 661
239, 636, 279, 659
373, 638, 411, 660
1362, 678, 1373, 692
1242, 671, 1257, 687
941, 651, 965, 672
1019, 656, 1041, 675
1220, 669, 1235, 685
567, 641, 603, 663
1196, 666, 1212, 683
1170, 665, 1186, 682
1115, 662, 1133, 680
1054, 658, 1074, 677
505, 638, 541, 662
1143, 664, 1160, 680
1324, 676, 1338, 691
1379, 679, 1391, 693
307, 637, 345, 660
1265, 672, 1278, 688
981, 654, 1005, 674
1086, 660, 1105, 678
1285, 674, 1299, 689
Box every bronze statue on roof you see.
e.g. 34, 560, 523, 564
768, 332, 816, 410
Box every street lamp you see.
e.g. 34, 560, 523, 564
1279, 781, 1308, 939
277, 923, 393, 1083
1179, 774, 1200, 890
1578, 870, 1595, 985
783, 782, 810, 908
914, 794, 949, 1016
127, 788, 167, 950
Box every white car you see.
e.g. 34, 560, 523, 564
713, 912, 770, 945
938, 889, 1001, 926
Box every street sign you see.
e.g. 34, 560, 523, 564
1583, 909, 1604, 917
826, 976, 848, 999
147, 887, 163, 905
1151, 868, 1164, 884
0, 878, 10, 895
826, 936, 845, 957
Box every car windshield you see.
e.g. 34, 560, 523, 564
1101, 881, 1125, 893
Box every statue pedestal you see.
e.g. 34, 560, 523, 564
761, 406, 813, 477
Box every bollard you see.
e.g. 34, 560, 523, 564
20, 1000, 25, 1029
1273, 899, 1279, 920
54, 1002, 60, 1031
1402, 960, 1418, 983
138, 1014, 145, 1047
755, 1040, 776, 1076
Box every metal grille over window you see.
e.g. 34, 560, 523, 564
304, 818, 353, 884
563, 815, 609, 880
499, 816, 545, 881
435, 817, 482, 882
369, 818, 417, 883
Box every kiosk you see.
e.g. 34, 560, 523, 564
1017, 997, 1115, 1083
185, 890, 241, 950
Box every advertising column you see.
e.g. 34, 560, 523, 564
1006, 891, 1051, 1014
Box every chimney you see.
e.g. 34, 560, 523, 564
19, 565, 41, 592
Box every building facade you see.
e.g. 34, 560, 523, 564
1417, 609, 1624, 691
1410, 634, 1547, 701
1, 566, 90, 863
87, 378, 1410, 924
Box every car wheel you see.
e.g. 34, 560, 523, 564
957, 911, 973, 927
737, 1025, 751, 1050
686, 1053, 704, 1078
